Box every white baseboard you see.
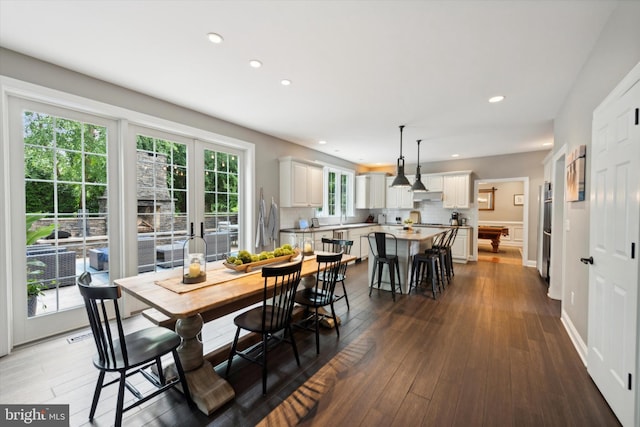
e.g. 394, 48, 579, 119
561, 309, 588, 366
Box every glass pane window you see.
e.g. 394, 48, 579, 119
320, 167, 354, 219
24, 111, 108, 317
136, 134, 189, 272
204, 149, 239, 254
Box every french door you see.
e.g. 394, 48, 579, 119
131, 127, 241, 281
9, 97, 119, 344
8, 102, 244, 346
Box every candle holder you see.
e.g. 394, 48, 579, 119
301, 236, 314, 256
183, 223, 207, 284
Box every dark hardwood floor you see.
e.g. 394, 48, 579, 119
0, 259, 621, 426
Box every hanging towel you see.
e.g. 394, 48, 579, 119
266, 197, 279, 248
255, 188, 266, 250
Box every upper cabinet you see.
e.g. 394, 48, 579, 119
386, 175, 414, 209
424, 174, 443, 192
355, 173, 387, 209
442, 172, 471, 209
279, 157, 324, 207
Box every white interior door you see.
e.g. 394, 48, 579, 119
588, 65, 639, 427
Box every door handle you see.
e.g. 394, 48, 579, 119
580, 256, 594, 265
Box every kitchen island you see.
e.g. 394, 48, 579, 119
367, 227, 447, 294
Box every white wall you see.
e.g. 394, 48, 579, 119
553, 2, 640, 346
478, 181, 525, 222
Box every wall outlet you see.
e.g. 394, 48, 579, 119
571, 291, 575, 305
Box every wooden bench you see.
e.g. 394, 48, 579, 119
141, 308, 176, 329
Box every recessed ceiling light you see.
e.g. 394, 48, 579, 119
207, 33, 224, 44
451, 154, 460, 158
249, 60, 262, 68
543, 142, 553, 146
281, 79, 291, 86
318, 140, 327, 145
489, 95, 505, 103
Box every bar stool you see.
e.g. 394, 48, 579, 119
409, 230, 447, 298
429, 227, 458, 286
442, 227, 458, 281
428, 229, 451, 288
409, 251, 441, 299
367, 232, 402, 301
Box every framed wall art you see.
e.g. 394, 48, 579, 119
566, 145, 586, 202
478, 188, 495, 210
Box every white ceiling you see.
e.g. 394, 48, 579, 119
0, 0, 618, 167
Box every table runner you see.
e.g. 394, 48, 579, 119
155, 265, 263, 294
154, 254, 317, 294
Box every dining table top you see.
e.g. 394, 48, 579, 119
115, 253, 356, 321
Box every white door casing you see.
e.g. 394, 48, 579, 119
588, 63, 639, 427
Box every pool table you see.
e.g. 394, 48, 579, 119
478, 226, 509, 253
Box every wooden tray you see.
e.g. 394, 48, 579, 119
223, 249, 300, 273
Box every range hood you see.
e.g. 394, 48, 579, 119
413, 191, 443, 202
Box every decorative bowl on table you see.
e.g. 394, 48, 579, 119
223, 246, 300, 273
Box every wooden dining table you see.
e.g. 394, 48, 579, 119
114, 252, 356, 415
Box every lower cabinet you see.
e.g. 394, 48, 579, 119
451, 227, 471, 263
313, 230, 335, 251
347, 226, 379, 260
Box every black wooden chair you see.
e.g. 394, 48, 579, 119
368, 232, 402, 301
320, 237, 354, 310
294, 252, 343, 354
77, 272, 191, 427
225, 260, 303, 394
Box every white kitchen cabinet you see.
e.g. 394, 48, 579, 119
355, 173, 387, 209
385, 176, 414, 209
442, 172, 471, 209
424, 174, 443, 192
313, 230, 335, 250
347, 225, 379, 260
279, 157, 324, 207
451, 227, 471, 263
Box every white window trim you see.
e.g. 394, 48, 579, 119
318, 164, 355, 218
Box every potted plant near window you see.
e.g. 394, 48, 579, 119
27, 263, 47, 317
26, 215, 54, 317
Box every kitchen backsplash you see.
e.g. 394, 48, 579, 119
279, 202, 477, 229
279, 207, 369, 229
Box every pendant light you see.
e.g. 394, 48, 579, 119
390, 125, 411, 187
411, 139, 428, 192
